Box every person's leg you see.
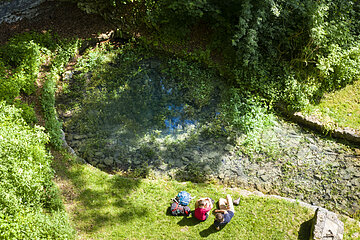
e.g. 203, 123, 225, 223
218, 198, 227, 210
226, 194, 235, 213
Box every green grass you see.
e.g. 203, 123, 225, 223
53, 152, 360, 240
304, 79, 360, 131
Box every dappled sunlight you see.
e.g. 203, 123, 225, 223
66, 164, 148, 234
58, 49, 226, 181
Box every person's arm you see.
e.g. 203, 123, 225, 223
214, 209, 228, 214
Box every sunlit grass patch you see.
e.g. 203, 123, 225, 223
304, 80, 360, 131
50, 150, 360, 240
54, 155, 328, 240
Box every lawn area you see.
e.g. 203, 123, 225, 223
53, 152, 360, 240
304, 79, 360, 131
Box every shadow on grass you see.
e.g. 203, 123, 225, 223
165, 207, 201, 226
297, 218, 313, 240
64, 164, 146, 233
177, 216, 202, 227
199, 224, 217, 238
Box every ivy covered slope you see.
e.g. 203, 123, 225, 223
74, 0, 360, 113
0, 33, 77, 239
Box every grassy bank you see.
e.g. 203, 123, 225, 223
53, 151, 360, 240
304, 79, 360, 132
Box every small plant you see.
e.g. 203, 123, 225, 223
127, 163, 150, 178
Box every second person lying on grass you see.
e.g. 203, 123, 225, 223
214, 194, 235, 230
194, 197, 214, 221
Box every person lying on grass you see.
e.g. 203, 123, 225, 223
214, 194, 235, 230
194, 197, 214, 221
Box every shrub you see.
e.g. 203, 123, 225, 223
41, 74, 63, 149
0, 102, 74, 239
221, 88, 274, 133
13, 99, 38, 126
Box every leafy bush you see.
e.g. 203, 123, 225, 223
0, 32, 79, 149
0, 102, 74, 239
0, 40, 42, 101
13, 99, 38, 126
42, 74, 64, 149
162, 58, 217, 109
71, 0, 360, 110
221, 88, 274, 133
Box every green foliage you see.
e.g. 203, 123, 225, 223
71, 0, 360, 110
51, 39, 80, 73
41, 74, 63, 149
162, 58, 217, 109
0, 102, 74, 239
0, 40, 41, 101
0, 32, 61, 102
13, 99, 38, 126
317, 44, 360, 90
147, 0, 360, 110
0, 32, 79, 149
221, 88, 274, 133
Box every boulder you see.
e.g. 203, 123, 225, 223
310, 208, 344, 240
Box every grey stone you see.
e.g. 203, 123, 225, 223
0, 0, 44, 24
73, 134, 86, 140
95, 152, 104, 158
231, 167, 244, 177
297, 148, 310, 159
260, 174, 272, 182
351, 178, 359, 186
310, 208, 344, 240
224, 144, 233, 151
63, 71, 73, 81
324, 150, 337, 156
158, 164, 167, 171
309, 144, 319, 152
257, 169, 266, 176
203, 164, 212, 173
255, 183, 266, 192
306, 136, 316, 144
339, 169, 351, 180
103, 157, 114, 166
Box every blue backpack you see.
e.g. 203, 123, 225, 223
176, 191, 191, 206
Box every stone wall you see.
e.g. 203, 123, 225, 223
276, 103, 360, 145
0, 0, 45, 24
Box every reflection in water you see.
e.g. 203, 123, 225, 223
164, 104, 198, 134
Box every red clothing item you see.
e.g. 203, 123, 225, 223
194, 207, 211, 221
